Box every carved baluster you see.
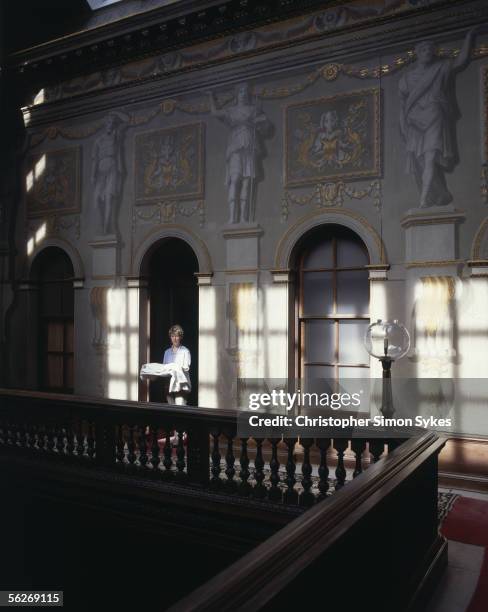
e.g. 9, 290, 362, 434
175, 430, 186, 475
210, 432, 221, 486
86, 422, 96, 460
268, 439, 281, 500
284, 438, 298, 503
21, 423, 30, 448
317, 438, 330, 496
5, 421, 13, 446
116, 425, 125, 464
46, 424, 55, 453
300, 439, 314, 505
138, 425, 148, 468
253, 438, 265, 497
369, 439, 384, 463
351, 438, 365, 478
163, 431, 173, 474
225, 433, 236, 485
66, 423, 75, 456
37, 426, 46, 451
18, 423, 27, 448
334, 438, 348, 490
56, 427, 65, 454
239, 438, 251, 493
149, 425, 160, 470
126, 425, 136, 465
76, 421, 85, 457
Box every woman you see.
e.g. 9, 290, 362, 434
163, 324, 191, 405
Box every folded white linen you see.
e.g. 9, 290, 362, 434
139, 362, 190, 393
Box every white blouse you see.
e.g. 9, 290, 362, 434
162, 345, 191, 391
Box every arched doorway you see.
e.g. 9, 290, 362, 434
30, 246, 75, 393
144, 238, 199, 405
290, 224, 370, 382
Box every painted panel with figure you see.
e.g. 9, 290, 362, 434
26, 147, 81, 218
134, 123, 204, 203
284, 88, 380, 187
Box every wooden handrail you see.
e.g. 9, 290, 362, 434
0, 388, 239, 421
167, 430, 446, 612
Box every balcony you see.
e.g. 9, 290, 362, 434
0, 389, 446, 611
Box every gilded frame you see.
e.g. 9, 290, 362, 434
25, 145, 81, 218
134, 122, 205, 204
283, 87, 381, 188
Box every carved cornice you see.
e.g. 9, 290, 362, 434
9, 0, 488, 111
20, 2, 488, 126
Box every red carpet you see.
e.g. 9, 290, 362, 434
441, 496, 488, 611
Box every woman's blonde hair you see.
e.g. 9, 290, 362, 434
168, 324, 184, 338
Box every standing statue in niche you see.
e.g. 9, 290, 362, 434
208, 82, 269, 224
91, 112, 127, 235
399, 28, 479, 208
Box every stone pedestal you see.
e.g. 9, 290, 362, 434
401, 206, 464, 266
88, 235, 118, 278
222, 224, 263, 271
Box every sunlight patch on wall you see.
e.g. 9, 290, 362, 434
26, 222, 47, 255
198, 286, 218, 408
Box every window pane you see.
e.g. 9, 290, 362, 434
337, 236, 369, 267
338, 366, 369, 379
65, 355, 74, 390
47, 322, 64, 352
302, 271, 334, 316
302, 366, 338, 395
336, 270, 369, 315
303, 365, 335, 383
339, 320, 370, 365
62, 282, 74, 316
41, 284, 62, 316
303, 320, 335, 363
46, 355, 63, 388
65, 321, 74, 353
302, 238, 333, 269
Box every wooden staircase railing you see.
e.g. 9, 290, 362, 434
1, 388, 404, 504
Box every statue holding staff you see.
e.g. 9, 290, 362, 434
91, 112, 126, 235
399, 28, 479, 208
208, 82, 269, 224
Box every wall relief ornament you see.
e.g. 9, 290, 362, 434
27, 215, 80, 240
131, 200, 205, 232
134, 123, 204, 203
25, 146, 80, 218
281, 179, 381, 221
284, 88, 380, 187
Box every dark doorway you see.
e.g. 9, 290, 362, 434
31, 247, 75, 393
147, 238, 199, 405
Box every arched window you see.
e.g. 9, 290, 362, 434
31, 247, 74, 393
295, 225, 370, 381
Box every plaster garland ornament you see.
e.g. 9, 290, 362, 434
27, 215, 81, 240
281, 179, 381, 221
131, 200, 205, 232
28, 36, 488, 150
